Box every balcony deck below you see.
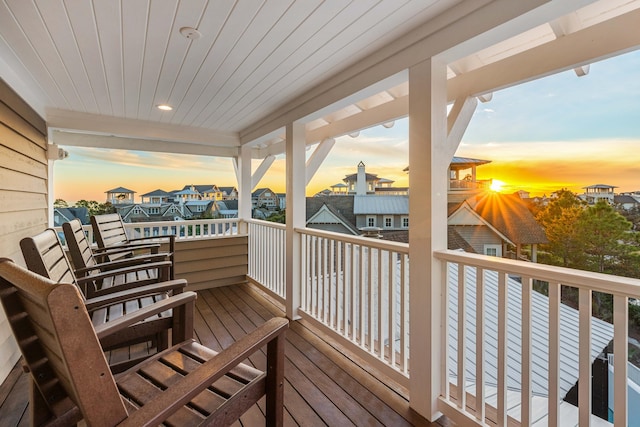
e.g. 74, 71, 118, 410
0, 283, 445, 426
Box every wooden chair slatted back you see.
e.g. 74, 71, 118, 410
91, 213, 130, 248
0, 259, 128, 426
20, 229, 76, 285
62, 219, 97, 271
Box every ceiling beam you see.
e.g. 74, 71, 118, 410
448, 7, 640, 101
52, 131, 239, 157
47, 109, 240, 147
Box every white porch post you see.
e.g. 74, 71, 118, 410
285, 122, 305, 320
237, 145, 252, 233
408, 57, 448, 420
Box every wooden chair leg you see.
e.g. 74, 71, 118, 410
265, 332, 286, 427
30, 377, 53, 427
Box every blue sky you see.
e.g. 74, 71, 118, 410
54, 49, 640, 202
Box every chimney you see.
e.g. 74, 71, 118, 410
356, 161, 366, 195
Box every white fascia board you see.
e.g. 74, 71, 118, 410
53, 131, 239, 158
47, 109, 239, 147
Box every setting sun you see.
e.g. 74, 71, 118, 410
490, 179, 506, 192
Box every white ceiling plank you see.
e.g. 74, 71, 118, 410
34, 1, 99, 113
136, 0, 179, 120
163, 0, 237, 125
447, 7, 640, 102
47, 109, 239, 148
53, 131, 238, 157
64, 0, 113, 115
0, 1, 71, 108
191, 0, 315, 129
121, 0, 150, 118
92, 0, 125, 117
146, 0, 208, 123
214, 0, 383, 130
170, 0, 264, 125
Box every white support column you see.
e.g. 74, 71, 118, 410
285, 121, 305, 320
251, 155, 276, 190
305, 137, 336, 185
408, 57, 449, 420
237, 145, 253, 226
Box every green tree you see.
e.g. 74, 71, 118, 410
579, 200, 632, 273
74, 200, 114, 216
536, 190, 586, 267
53, 198, 68, 208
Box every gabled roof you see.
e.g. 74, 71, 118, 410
614, 195, 638, 204
306, 196, 357, 233
252, 188, 275, 197
307, 204, 360, 235
472, 193, 548, 245
141, 189, 172, 197
53, 207, 90, 225
105, 187, 135, 193
186, 185, 219, 193
218, 187, 237, 194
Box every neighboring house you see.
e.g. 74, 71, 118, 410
105, 186, 135, 204
448, 193, 548, 261
614, 194, 639, 210
219, 186, 238, 200
140, 189, 173, 204
277, 193, 286, 210
353, 195, 409, 231
306, 196, 359, 235
579, 184, 617, 204
218, 200, 238, 218
53, 206, 90, 227
252, 188, 279, 208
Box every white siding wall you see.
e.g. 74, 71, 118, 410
0, 79, 48, 383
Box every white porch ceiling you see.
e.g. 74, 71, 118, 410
1, 0, 639, 158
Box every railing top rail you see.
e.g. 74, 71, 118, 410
122, 218, 241, 228
244, 219, 286, 230
296, 227, 409, 253
435, 249, 640, 298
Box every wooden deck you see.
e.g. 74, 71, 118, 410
0, 283, 446, 426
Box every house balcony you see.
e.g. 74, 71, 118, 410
3, 218, 639, 426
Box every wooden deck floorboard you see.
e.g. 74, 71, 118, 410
0, 283, 445, 426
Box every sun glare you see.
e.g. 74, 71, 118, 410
490, 179, 506, 192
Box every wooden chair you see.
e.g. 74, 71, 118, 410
92, 213, 175, 279
20, 229, 189, 371
0, 258, 288, 427
63, 218, 170, 298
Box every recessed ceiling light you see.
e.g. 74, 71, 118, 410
157, 104, 173, 111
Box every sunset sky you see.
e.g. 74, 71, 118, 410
54, 49, 640, 203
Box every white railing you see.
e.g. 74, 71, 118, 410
246, 219, 286, 300
435, 249, 640, 427
297, 228, 410, 384
53, 218, 241, 247
124, 218, 240, 239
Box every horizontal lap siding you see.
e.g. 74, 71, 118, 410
0, 79, 48, 383
174, 236, 248, 291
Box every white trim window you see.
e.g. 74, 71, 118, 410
367, 216, 376, 227
384, 216, 393, 228
401, 216, 409, 228
484, 244, 502, 257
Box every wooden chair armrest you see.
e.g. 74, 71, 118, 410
94, 291, 197, 341
93, 243, 161, 254
118, 317, 289, 427
75, 261, 172, 282
84, 279, 187, 311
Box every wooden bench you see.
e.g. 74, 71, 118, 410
0, 258, 288, 426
